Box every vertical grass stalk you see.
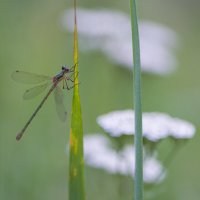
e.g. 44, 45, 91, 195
69, 1, 85, 200
129, 0, 143, 200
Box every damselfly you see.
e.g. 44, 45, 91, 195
12, 65, 76, 141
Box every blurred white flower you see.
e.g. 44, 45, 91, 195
61, 8, 179, 75
97, 110, 195, 141
122, 145, 165, 183
84, 134, 165, 183
84, 134, 120, 174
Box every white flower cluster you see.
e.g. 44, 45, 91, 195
84, 134, 165, 183
62, 8, 179, 75
97, 110, 195, 141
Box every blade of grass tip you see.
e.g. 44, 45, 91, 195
69, 0, 85, 200
129, 0, 143, 200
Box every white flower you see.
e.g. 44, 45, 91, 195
84, 134, 165, 183
84, 134, 120, 173
121, 145, 165, 183
61, 8, 179, 75
97, 110, 195, 141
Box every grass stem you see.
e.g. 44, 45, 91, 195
129, 0, 143, 199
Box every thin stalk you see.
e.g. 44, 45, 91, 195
129, 0, 143, 200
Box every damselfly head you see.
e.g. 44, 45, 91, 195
61, 66, 70, 72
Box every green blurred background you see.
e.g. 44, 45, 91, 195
0, 0, 200, 199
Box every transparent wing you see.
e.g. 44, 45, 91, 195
54, 86, 67, 122
11, 70, 51, 84
23, 82, 50, 100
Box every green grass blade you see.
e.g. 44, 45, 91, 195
129, 0, 143, 200
69, 1, 85, 200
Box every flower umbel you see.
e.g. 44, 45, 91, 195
62, 8, 179, 75
97, 110, 195, 141
84, 134, 165, 184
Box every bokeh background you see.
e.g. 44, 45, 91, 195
0, 0, 200, 200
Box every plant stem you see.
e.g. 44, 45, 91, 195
129, 0, 143, 200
